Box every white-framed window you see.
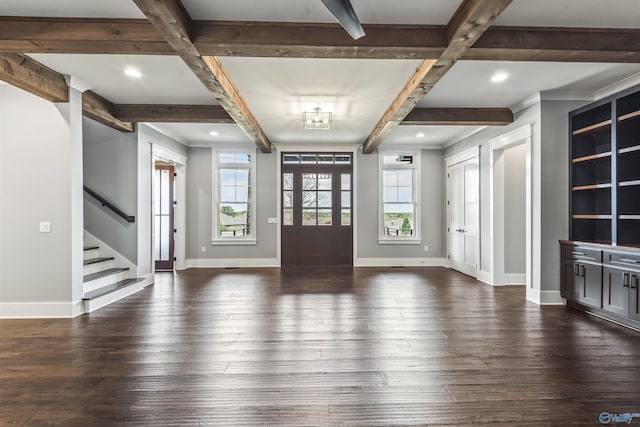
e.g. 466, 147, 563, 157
378, 151, 421, 244
212, 151, 257, 245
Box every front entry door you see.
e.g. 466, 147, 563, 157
282, 153, 353, 265
447, 157, 479, 277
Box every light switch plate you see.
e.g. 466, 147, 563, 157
267, 217, 278, 224
39, 221, 51, 233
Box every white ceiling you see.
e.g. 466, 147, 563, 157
3, 1, 640, 148
419, 61, 640, 109
0, 0, 145, 18
217, 57, 423, 145
148, 123, 253, 146
28, 54, 216, 105
182, 0, 459, 25
495, 0, 640, 28
386, 125, 483, 147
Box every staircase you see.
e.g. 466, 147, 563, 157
82, 245, 147, 313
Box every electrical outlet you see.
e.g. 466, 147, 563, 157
39, 221, 51, 233
423, 245, 429, 252
201, 246, 206, 253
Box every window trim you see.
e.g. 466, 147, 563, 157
211, 149, 257, 245
378, 150, 421, 244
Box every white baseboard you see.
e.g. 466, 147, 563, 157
481, 272, 526, 286
354, 258, 447, 267
186, 258, 280, 268
476, 270, 492, 285
527, 289, 565, 306
503, 273, 526, 286
0, 300, 84, 318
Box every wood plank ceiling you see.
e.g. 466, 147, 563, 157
0, 0, 638, 151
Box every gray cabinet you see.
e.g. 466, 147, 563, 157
602, 267, 630, 317
579, 262, 602, 308
560, 244, 602, 308
561, 242, 640, 330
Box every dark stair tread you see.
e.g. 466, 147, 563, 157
83, 257, 114, 266
83, 267, 129, 283
83, 246, 99, 251
83, 278, 144, 300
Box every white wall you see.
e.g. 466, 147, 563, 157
0, 85, 83, 317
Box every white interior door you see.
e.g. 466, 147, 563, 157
447, 157, 479, 277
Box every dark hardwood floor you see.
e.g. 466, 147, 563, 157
1, 266, 640, 426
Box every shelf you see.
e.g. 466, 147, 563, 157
619, 215, 640, 220
572, 151, 612, 163
618, 145, 640, 155
572, 183, 612, 191
618, 110, 640, 122
619, 180, 640, 187
572, 119, 612, 135
573, 215, 612, 219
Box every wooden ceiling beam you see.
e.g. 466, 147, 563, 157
363, 0, 514, 154
0, 53, 68, 102
131, 0, 271, 153
0, 17, 172, 55
401, 108, 513, 126
83, 91, 135, 132
193, 21, 446, 59
2, 16, 640, 63
469, 27, 640, 63
113, 104, 233, 123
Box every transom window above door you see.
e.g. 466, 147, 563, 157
283, 153, 351, 165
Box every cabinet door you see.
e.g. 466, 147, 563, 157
629, 273, 640, 321
561, 258, 580, 301
579, 263, 602, 308
603, 267, 629, 317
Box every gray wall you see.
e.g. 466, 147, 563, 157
83, 118, 138, 263
444, 103, 541, 274
0, 85, 74, 304
186, 146, 278, 259
503, 144, 526, 274
538, 100, 588, 291
444, 98, 591, 298
356, 149, 445, 259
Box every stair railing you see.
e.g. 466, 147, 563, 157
83, 186, 135, 223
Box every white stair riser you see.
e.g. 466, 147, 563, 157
83, 260, 114, 275
83, 282, 146, 313
83, 249, 99, 261
84, 271, 129, 293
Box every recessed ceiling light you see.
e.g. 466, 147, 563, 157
124, 68, 142, 78
209, 131, 219, 136
491, 72, 509, 83
416, 132, 425, 138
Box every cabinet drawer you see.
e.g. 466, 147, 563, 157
561, 245, 602, 263
604, 251, 640, 270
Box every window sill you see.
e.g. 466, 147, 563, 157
378, 238, 421, 245
210, 239, 257, 246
